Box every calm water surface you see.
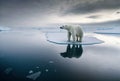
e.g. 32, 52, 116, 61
0, 27, 120, 81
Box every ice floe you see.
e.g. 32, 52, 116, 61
95, 27, 120, 34
46, 33, 104, 45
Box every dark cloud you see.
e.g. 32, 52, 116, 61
116, 12, 120, 14
82, 19, 120, 26
0, 0, 120, 18
0, 0, 120, 27
63, 0, 120, 15
87, 15, 101, 19
0, 0, 61, 27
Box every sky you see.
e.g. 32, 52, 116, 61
0, 0, 120, 27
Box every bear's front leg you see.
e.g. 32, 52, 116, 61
72, 33, 76, 42
67, 32, 71, 42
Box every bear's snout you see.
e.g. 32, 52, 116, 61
60, 27, 63, 29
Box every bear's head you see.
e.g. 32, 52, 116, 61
60, 25, 69, 30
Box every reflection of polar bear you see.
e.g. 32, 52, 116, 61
60, 25, 83, 42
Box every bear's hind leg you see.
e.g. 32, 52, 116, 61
76, 35, 79, 42
79, 36, 82, 42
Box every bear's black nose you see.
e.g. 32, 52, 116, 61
60, 27, 63, 29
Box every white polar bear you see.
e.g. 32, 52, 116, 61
60, 25, 83, 42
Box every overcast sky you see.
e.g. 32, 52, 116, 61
0, 0, 120, 27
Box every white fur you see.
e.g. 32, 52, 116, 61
60, 25, 83, 42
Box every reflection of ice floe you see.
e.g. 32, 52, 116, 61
46, 33, 104, 45
26, 71, 41, 80
0, 26, 10, 31
95, 27, 120, 34
4, 67, 13, 74
61, 44, 83, 58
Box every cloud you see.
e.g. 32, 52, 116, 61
0, 0, 120, 27
3, 0, 117, 18
63, 0, 120, 15
82, 19, 120, 26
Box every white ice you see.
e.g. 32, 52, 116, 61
95, 27, 120, 34
46, 33, 104, 45
29, 70, 34, 74
26, 71, 41, 80
45, 69, 49, 72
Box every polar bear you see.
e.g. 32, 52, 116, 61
60, 25, 83, 42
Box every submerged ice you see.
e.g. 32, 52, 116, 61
4, 67, 13, 74
26, 71, 41, 80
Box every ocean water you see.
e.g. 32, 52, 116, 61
0, 26, 120, 81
